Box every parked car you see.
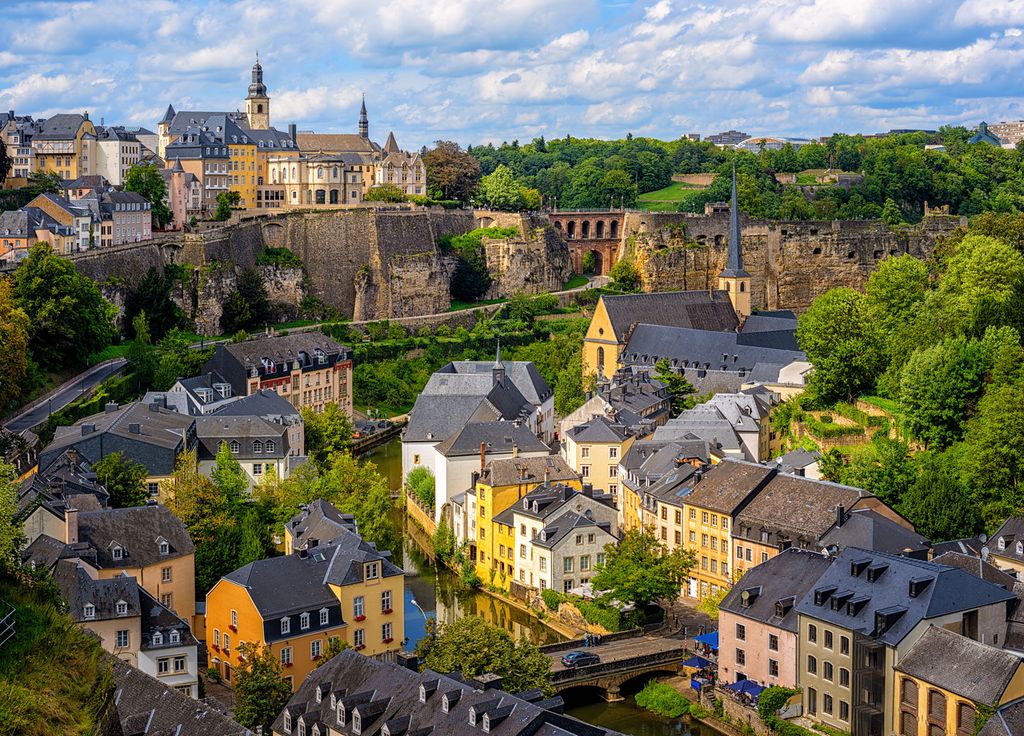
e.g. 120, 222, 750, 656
561, 651, 600, 668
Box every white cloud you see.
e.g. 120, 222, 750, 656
955, 0, 1024, 26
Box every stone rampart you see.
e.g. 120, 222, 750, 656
483, 213, 572, 297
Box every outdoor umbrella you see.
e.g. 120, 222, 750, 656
682, 655, 713, 668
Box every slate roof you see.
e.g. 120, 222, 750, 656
621, 324, 806, 375
818, 508, 929, 557
653, 404, 744, 455
795, 547, 1017, 647
272, 647, 625, 736
642, 462, 699, 507
286, 499, 358, 551
741, 311, 798, 333
195, 415, 288, 461
17, 449, 108, 521
735, 474, 871, 548
721, 168, 749, 277
213, 388, 301, 420
433, 422, 548, 458
567, 415, 631, 443
111, 657, 251, 736
447, 361, 552, 405
931, 551, 1018, 588
775, 448, 821, 475
720, 548, 834, 632
55, 559, 141, 623
404, 395, 501, 443
931, 536, 986, 558
139, 586, 197, 651
77, 504, 195, 569
494, 483, 614, 526
620, 439, 710, 494
992, 517, 1024, 564
296, 132, 377, 153
204, 332, 351, 395
897, 626, 1022, 705
479, 455, 578, 488
980, 698, 1024, 736
532, 512, 615, 550
683, 459, 776, 515
34, 113, 89, 140
599, 291, 739, 339
165, 110, 249, 136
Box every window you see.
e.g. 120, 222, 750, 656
807, 655, 817, 674
231, 610, 238, 628
520, 544, 526, 558
690, 509, 697, 519
223, 633, 231, 653
675, 510, 682, 524
174, 655, 186, 672
575, 534, 583, 545
170, 630, 180, 644
824, 694, 833, 715
840, 668, 850, 687
253, 463, 263, 475
824, 661, 833, 681
808, 624, 817, 643
581, 465, 590, 477
711, 514, 718, 526
702, 533, 709, 547
840, 636, 850, 655
540, 557, 547, 572
588, 534, 595, 544
281, 647, 292, 665
597, 552, 605, 566
609, 447, 618, 459
957, 703, 976, 736
702, 512, 709, 524
902, 678, 918, 705
769, 659, 779, 677
266, 440, 275, 453
116, 600, 128, 616
116, 630, 129, 648
736, 545, 743, 558
736, 648, 746, 665
365, 562, 379, 580
281, 617, 291, 635
158, 658, 170, 674
807, 688, 817, 715
161, 592, 173, 609
253, 440, 263, 454
581, 555, 591, 572
929, 690, 947, 725
824, 630, 833, 649
311, 639, 322, 659
214, 629, 221, 647
229, 440, 240, 453
112, 545, 124, 561
581, 446, 590, 458
161, 566, 172, 583
736, 623, 746, 640
564, 557, 574, 573
300, 612, 310, 630
354, 629, 365, 647
84, 603, 95, 619
382, 590, 392, 612
159, 540, 169, 555
354, 596, 364, 618
840, 700, 849, 722
769, 633, 778, 651
382, 622, 392, 641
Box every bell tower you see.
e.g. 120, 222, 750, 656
718, 166, 751, 321
245, 53, 270, 130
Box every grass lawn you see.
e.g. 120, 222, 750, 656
563, 275, 589, 289
447, 297, 507, 312
638, 182, 703, 202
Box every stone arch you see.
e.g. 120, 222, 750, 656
476, 215, 495, 228
262, 221, 286, 247
567, 221, 576, 239
582, 220, 591, 239
596, 220, 605, 238
329, 189, 339, 204
587, 249, 603, 276
610, 220, 619, 238
554, 221, 563, 231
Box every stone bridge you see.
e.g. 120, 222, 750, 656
546, 211, 625, 275
544, 631, 689, 701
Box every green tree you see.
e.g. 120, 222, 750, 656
962, 380, 1024, 528
152, 328, 210, 391
213, 190, 241, 221
478, 165, 525, 211
865, 254, 930, 349
599, 169, 638, 208
365, 184, 406, 202
0, 279, 30, 410
0, 138, 10, 186
591, 528, 695, 609
211, 441, 248, 506
608, 258, 641, 292
302, 404, 354, 468
840, 434, 916, 508
126, 311, 157, 388
11, 244, 117, 368
220, 268, 270, 334
417, 616, 551, 694
237, 505, 272, 567
24, 170, 62, 197
406, 466, 435, 508
881, 197, 904, 227
581, 251, 597, 274
423, 141, 481, 202
898, 452, 981, 541
796, 288, 885, 404
939, 234, 1024, 337
124, 163, 172, 228
92, 452, 148, 508
124, 266, 187, 340
233, 643, 293, 734
316, 636, 350, 667
0, 461, 24, 575
654, 358, 696, 414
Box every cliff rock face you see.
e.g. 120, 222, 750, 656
258, 263, 305, 321
482, 214, 573, 298
192, 265, 238, 336
626, 211, 964, 312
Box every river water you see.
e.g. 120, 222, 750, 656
362, 437, 719, 736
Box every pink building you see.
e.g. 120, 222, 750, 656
718, 548, 833, 688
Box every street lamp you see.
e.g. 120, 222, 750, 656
410, 598, 430, 621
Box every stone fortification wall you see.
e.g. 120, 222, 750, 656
483, 214, 573, 297
625, 211, 963, 312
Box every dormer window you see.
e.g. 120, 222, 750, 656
320, 608, 329, 626
266, 440, 276, 453
153, 631, 163, 645
365, 562, 379, 580
1017, 541, 1023, 556
254, 440, 263, 454
300, 612, 310, 630
159, 540, 169, 555
84, 603, 95, 619
229, 440, 240, 453
338, 704, 347, 725
281, 617, 291, 634
298, 722, 306, 736
352, 713, 362, 734
112, 545, 124, 561
999, 537, 1007, 550
284, 712, 292, 733
116, 600, 128, 616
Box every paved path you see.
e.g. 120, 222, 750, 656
4, 358, 127, 433
548, 632, 686, 673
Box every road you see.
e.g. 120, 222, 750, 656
548, 632, 687, 673
4, 358, 127, 433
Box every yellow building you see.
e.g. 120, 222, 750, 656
472, 456, 580, 591
206, 521, 403, 691
895, 626, 1024, 736
562, 414, 634, 500
29, 112, 97, 180
681, 460, 774, 600
989, 517, 1024, 581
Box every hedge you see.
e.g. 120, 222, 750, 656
635, 681, 690, 718
406, 466, 435, 509
574, 598, 622, 631
804, 415, 865, 439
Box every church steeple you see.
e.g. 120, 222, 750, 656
359, 94, 369, 140
245, 53, 270, 130
718, 165, 751, 320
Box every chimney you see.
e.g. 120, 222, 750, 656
836, 505, 846, 528
128, 423, 141, 434
83, 110, 89, 121
65, 507, 79, 544
104, 402, 118, 413
582, 483, 593, 497
396, 651, 419, 671
288, 123, 297, 142
543, 467, 550, 485
480, 442, 487, 471
511, 443, 519, 458
81, 423, 96, 436
473, 673, 503, 691
67, 447, 78, 468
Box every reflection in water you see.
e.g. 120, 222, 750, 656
563, 698, 716, 736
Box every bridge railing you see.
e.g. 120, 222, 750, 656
540, 628, 645, 655
550, 645, 688, 683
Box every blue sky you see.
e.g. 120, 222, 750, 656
2, 0, 1023, 150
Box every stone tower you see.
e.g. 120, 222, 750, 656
170, 157, 187, 230
718, 166, 751, 321
359, 94, 369, 140
245, 53, 270, 130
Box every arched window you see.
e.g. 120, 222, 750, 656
330, 189, 339, 204
257, 104, 263, 114
332, 167, 338, 178
317, 167, 324, 179
928, 690, 947, 734
610, 220, 619, 238
597, 346, 605, 375
740, 282, 746, 292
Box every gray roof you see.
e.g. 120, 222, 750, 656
684, 459, 776, 515
195, 415, 288, 461
286, 499, 357, 551
111, 657, 250, 736
819, 508, 930, 557
897, 626, 1021, 705
775, 448, 821, 474
795, 547, 1017, 647
980, 698, 1024, 736
77, 504, 195, 569
931, 551, 1017, 588
599, 291, 738, 339
447, 361, 552, 405
404, 394, 501, 443
567, 415, 631, 443
930, 536, 986, 558
213, 388, 301, 420
720, 548, 834, 632
55, 559, 141, 623
479, 455, 578, 488
204, 332, 350, 395
494, 483, 614, 526
34, 113, 89, 140
272, 647, 625, 736
621, 324, 805, 375
741, 311, 798, 333
532, 512, 615, 550
653, 404, 743, 454
992, 517, 1024, 564
620, 440, 710, 494
642, 462, 699, 507
433, 422, 548, 458
139, 586, 197, 651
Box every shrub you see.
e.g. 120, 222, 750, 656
256, 247, 303, 268
407, 467, 435, 509
541, 589, 564, 611
635, 681, 690, 718
417, 325, 432, 337
436, 324, 453, 337
573, 598, 622, 631
804, 415, 865, 439
820, 414, 834, 424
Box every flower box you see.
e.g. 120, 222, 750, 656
354, 644, 365, 651
382, 608, 393, 615
284, 662, 294, 668
354, 615, 366, 622
382, 637, 393, 644
211, 644, 219, 651
229, 625, 237, 632
313, 655, 322, 661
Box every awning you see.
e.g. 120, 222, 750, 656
682, 656, 713, 668
725, 680, 766, 698
693, 631, 719, 649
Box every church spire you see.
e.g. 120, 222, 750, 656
359, 94, 369, 140
721, 165, 749, 278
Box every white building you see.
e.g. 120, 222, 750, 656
94, 126, 142, 186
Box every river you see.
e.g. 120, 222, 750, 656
362, 438, 720, 736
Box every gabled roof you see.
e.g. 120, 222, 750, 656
598, 291, 739, 340
404, 395, 501, 443
931, 551, 1017, 588
296, 132, 377, 154
720, 548, 833, 631
213, 388, 301, 420
567, 415, 631, 443
77, 504, 194, 569
286, 499, 357, 551
383, 131, 400, 154
897, 626, 1022, 705
683, 459, 775, 515
34, 113, 89, 140
495, 483, 614, 526
195, 415, 288, 461
434, 422, 548, 458
532, 512, 615, 550
479, 455, 578, 489
621, 324, 805, 375
54, 559, 141, 622
991, 517, 1024, 563
819, 508, 929, 557
980, 698, 1024, 736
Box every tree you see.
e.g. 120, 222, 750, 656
0, 461, 24, 575
24, 171, 62, 197
211, 441, 248, 506
213, 190, 240, 221
478, 165, 525, 211
962, 381, 1024, 528
880, 197, 904, 227
423, 141, 481, 202
126, 311, 157, 388
93, 452, 148, 508
591, 528, 695, 609
865, 254, 930, 349
655, 358, 696, 414
796, 288, 885, 404
11, 244, 117, 368
939, 234, 1024, 338
581, 251, 597, 274
238, 505, 272, 568
418, 617, 552, 694
0, 279, 30, 410
233, 643, 293, 734
898, 452, 981, 542
0, 138, 10, 187
840, 435, 916, 508
124, 267, 187, 340
316, 636, 350, 667
152, 328, 210, 391
124, 163, 172, 228
608, 258, 641, 292
220, 268, 271, 334
302, 404, 354, 467
406, 466, 435, 508
365, 184, 406, 203
696, 586, 729, 621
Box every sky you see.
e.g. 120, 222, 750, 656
2, 0, 1024, 150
